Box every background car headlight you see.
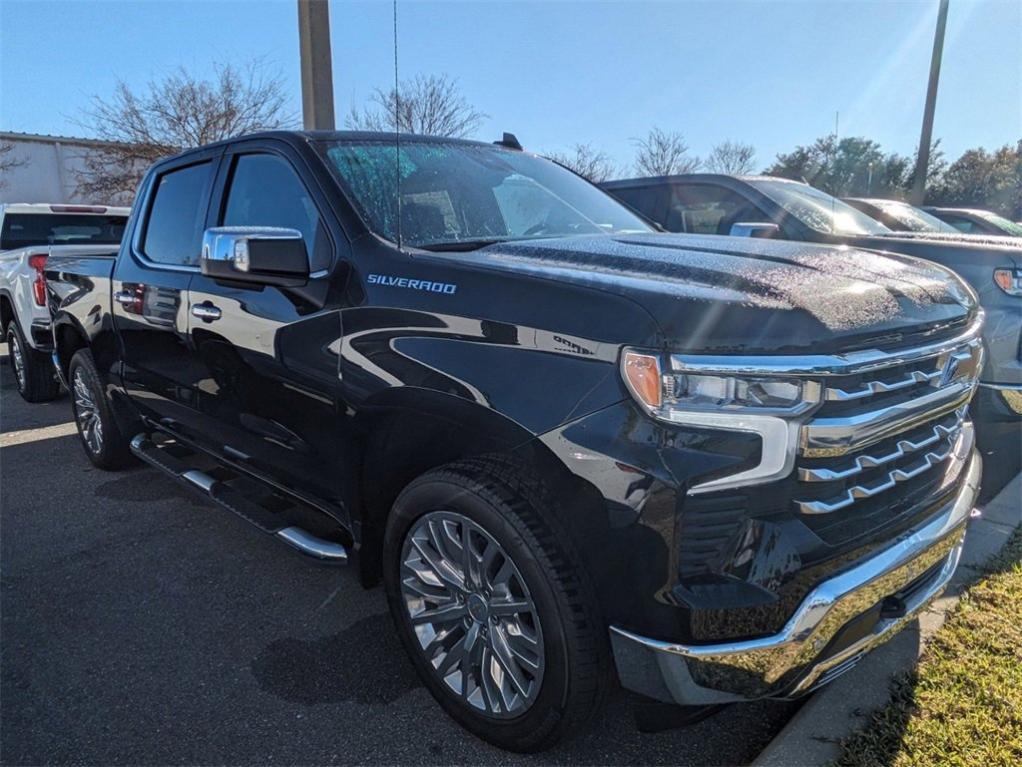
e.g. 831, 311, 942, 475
993, 268, 1022, 296
622, 350, 816, 416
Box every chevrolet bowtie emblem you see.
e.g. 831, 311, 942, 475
939, 351, 964, 387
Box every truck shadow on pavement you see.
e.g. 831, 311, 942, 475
250, 612, 420, 706
94, 469, 210, 507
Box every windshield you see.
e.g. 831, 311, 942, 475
750, 179, 892, 236
318, 140, 651, 249
973, 210, 1022, 236
0, 213, 127, 250
871, 200, 958, 233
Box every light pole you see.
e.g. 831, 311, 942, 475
297, 0, 336, 130
910, 0, 950, 205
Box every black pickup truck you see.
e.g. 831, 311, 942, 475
46, 131, 983, 751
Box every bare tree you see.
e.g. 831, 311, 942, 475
633, 128, 700, 176
346, 74, 486, 138
547, 143, 617, 183
75, 60, 296, 201
704, 140, 757, 175
0, 141, 28, 189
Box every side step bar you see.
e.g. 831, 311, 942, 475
130, 434, 348, 565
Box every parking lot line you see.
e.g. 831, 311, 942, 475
0, 421, 78, 448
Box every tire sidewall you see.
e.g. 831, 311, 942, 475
383, 476, 573, 749
5, 322, 27, 396
68, 351, 121, 468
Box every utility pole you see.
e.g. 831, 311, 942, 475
910, 0, 949, 205
297, 0, 336, 130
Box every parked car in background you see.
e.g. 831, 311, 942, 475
922, 207, 1022, 237
0, 203, 129, 401
601, 175, 1022, 420
45, 131, 985, 751
843, 197, 957, 234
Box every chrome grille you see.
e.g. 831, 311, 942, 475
793, 334, 982, 520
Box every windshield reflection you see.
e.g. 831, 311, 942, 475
750, 179, 892, 236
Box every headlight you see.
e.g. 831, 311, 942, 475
622, 350, 816, 417
993, 268, 1022, 296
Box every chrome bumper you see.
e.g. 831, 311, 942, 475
610, 448, 982, 706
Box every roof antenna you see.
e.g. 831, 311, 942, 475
393, 0, 403, 250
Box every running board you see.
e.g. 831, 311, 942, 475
130, 434, 348, 565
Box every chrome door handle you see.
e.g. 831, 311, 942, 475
113, 290, 135, 306
191, 302, 222, 322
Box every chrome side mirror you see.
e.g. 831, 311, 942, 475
200, 227, 309, 286
729, 222, 780, 239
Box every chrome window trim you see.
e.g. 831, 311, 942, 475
670, 314, 983, 377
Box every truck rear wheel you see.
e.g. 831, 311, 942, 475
383, 458, 609, 752
5, 320, 61, 402
68, 349, 134, 469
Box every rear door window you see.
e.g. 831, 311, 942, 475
142, 161, 213, 266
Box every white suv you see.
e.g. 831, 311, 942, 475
1, 203, 129, 401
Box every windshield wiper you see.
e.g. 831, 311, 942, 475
417, 239, 505, 252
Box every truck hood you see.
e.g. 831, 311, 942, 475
465, 233, 976, 354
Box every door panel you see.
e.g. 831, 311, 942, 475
184, 146, 350, 516
186, 277, 344, 506
113, 156, 217, 438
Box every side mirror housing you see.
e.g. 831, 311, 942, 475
200, 227, 309, 287
729, 222, 780, 239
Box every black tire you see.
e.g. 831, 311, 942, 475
5, 320, 61, 402
68, 348, 134, 469
383, 456, 610, 752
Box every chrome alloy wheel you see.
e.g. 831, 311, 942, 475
7, 328, 25, 391
72, 368, 103, 455
400, 511, 545, 718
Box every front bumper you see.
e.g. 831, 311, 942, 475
610, 449, 982, 706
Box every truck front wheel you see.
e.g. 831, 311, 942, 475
5, 320, 61, 402
68, 349, 134, 469
383, 458, 609, 752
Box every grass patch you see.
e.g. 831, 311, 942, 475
833, 531, 1022, 767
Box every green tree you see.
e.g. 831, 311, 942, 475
928, 141, 1022, 219
766, 135, 911, 198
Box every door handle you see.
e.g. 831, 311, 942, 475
191, 302, 222, 322
113, 290, 135, 306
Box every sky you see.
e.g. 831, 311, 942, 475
1, 0, 1020, 174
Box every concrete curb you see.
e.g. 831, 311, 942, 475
753, 470, 1022, 767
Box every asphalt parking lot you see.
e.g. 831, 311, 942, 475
0, 344, 800, 767
1, 345, 1018, 767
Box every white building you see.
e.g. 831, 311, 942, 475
0, 131, 133, 206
